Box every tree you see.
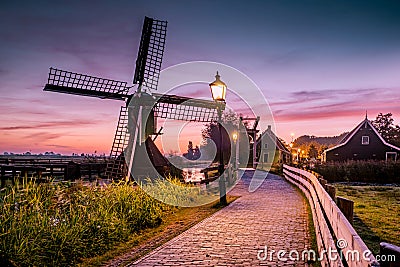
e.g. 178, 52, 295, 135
183, 141, 201, 160
307, 143, 319, 159
201, 111, 241, 164
372, 113, 400, 147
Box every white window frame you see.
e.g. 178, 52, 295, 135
361, 136, 370, 145
264, 143, 268, 149
386, 152, 397, 162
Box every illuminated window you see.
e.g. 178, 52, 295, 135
361, 136, 369, 145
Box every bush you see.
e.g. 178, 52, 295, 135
0, 179, 171, 266
312, 160, 400, 183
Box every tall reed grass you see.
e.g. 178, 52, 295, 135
0, 179, 171, 266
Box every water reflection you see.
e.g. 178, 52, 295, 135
182, 168, 205, 183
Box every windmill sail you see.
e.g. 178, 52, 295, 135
133, 17, 167, 92
106, 16, 167, 181
44, 68, 130, 100
153, 93, 221, 122
105, 106, 130, 180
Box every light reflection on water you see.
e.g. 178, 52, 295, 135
182, 168, 205, 183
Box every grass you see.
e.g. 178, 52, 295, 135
0, 178, 170, 266
334, 184, 400, 255
0, 177, 236, 266
290, 184, 322, 267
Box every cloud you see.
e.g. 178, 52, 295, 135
271, 87, 400, 122
46, 144, 75, 149
270, 88, 381, 107
0, 119, 99, 131
262, 49, 311, 67
23, 131, 63, 142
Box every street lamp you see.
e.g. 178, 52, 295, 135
232, 132, 238, 142
289, 142, 294, 163
209, 71, 227, 101
297, 148, 301, 162
210, 71, 227, 205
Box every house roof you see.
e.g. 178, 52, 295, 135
324, 117, 400, 153
276, 137, 291, 153
257, 127, 291, 153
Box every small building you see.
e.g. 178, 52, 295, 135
323, 116, 400, 162
256, 125, 291, 165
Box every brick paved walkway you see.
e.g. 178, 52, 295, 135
130, 170, 312, 266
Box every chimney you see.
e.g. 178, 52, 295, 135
267, 125, 271, 132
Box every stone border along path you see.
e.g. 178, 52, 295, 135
128, 170, 312, 266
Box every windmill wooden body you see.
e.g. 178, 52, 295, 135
43, 17, 222, 180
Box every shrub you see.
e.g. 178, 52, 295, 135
313, 160, 400, 183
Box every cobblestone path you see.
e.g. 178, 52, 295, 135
130, 170, 312, 266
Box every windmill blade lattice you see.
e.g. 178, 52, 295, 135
153, 93, 220, 122
133, 17, 167, 91
105, 106, 130, 179
44, 68, 130, 100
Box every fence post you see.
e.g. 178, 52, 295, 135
1, 166, 5, 187
88, 164, 92, 181
325, 184, 336, 200
336, 196, 354, 224
65, 161, 81, 180
319, 178, 327, 187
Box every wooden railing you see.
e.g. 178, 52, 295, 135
283, 164, 379, 267
0, 157, 108, 187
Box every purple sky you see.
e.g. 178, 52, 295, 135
1, 0, 400, 154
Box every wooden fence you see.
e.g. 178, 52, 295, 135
283, 164, 379, 267
0, 157, 107, 187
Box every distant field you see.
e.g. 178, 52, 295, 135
334, 184, 400, 255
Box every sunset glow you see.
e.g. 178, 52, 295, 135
1, 1, 400, 155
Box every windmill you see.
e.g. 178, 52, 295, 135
43, 17, 222, 181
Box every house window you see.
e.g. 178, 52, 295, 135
264, 143, 268, 149
386, 152, 397, 162
263, 153, 269, 163
361, 136, 369, 145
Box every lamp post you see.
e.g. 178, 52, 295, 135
232, 132, 238, 170
289, 142, 294, 164
210, 71, 227, 205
